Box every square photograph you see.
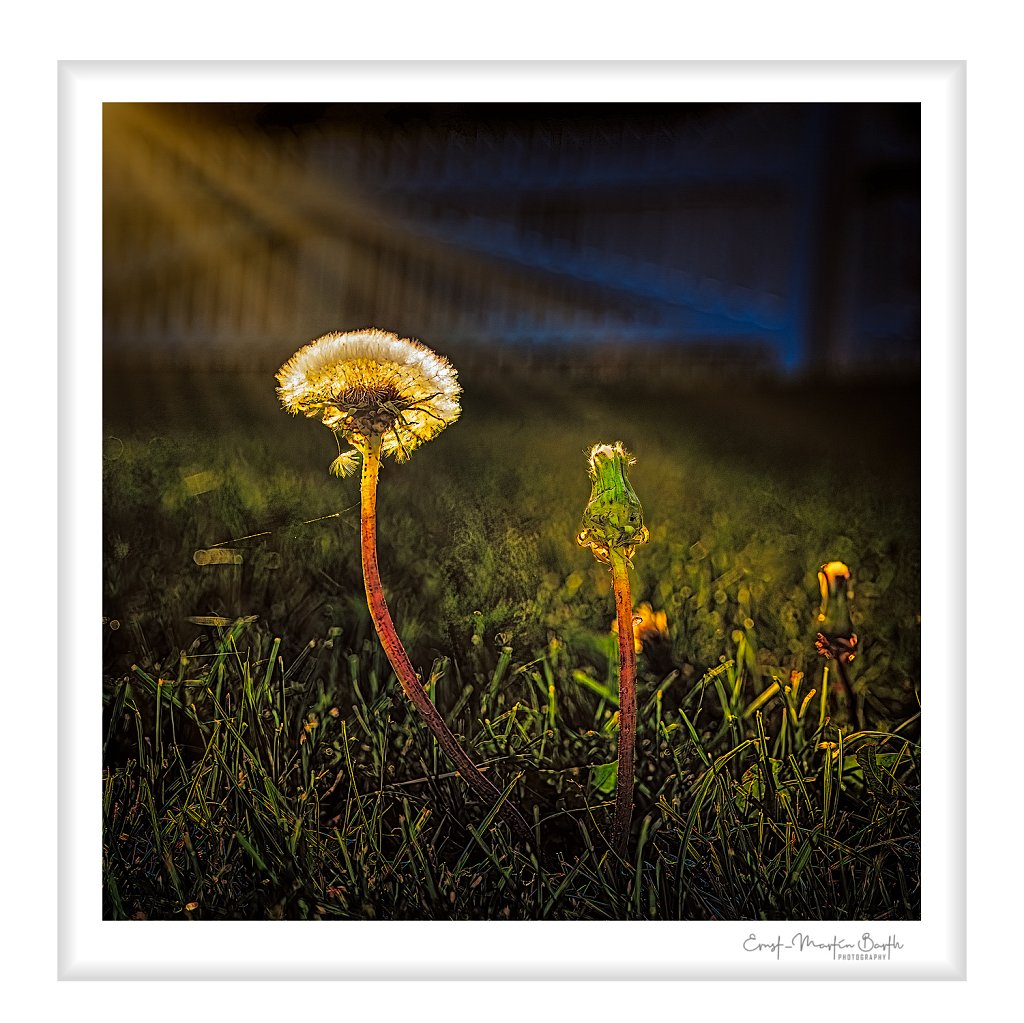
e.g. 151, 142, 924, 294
101, 100, 921, 923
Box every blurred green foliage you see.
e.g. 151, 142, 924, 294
103, 364, 919, 732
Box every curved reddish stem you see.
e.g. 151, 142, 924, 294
359, 439, 531, 841
610, 550, 637, 855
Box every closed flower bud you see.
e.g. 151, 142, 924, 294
576, 442, 649, 566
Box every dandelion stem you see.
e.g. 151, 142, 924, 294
576, 441, 648, 855
358, 438, 532, 842
610, 549, 637, 856
832, 656, 863, 731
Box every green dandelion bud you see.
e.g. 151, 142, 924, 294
576, 442, 650, 566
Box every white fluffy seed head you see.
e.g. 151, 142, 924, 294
276, 328, 461, 472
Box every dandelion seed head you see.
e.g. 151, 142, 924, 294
276, 328, 461, 473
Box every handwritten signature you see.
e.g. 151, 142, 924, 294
743, 932, 904, 961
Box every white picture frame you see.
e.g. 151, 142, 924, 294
59, 59, 964, 983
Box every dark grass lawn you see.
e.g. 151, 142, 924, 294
101, 347, 921, 921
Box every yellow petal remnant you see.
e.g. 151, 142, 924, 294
815, 559, 857, 663
817, 560, 853, 631
276, 328, 461, 473
612, 602, 669, 653
818, 561, 851, 606
633, 602, 668, 652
